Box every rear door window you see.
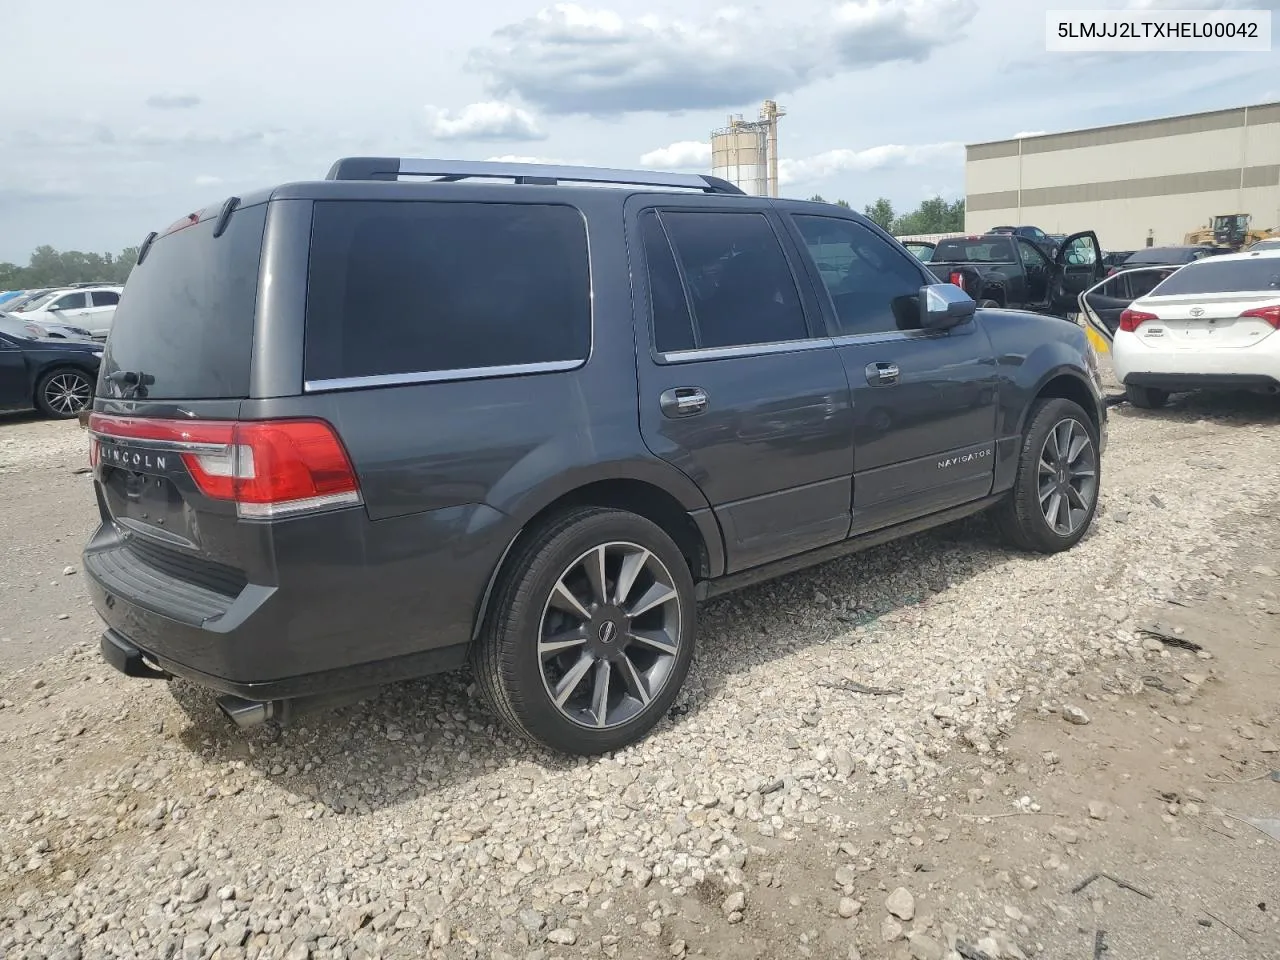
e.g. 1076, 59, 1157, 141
653, 210, 809, 350
304, 201, 591, 382
1151, 258, 1280, 296
99, 202, 268, 400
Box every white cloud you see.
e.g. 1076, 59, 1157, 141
425, 101, 545, 142
193, 174, 223, 186
470, 0, 978, 115
779, 142, 963, 185
639, 140, 711, 170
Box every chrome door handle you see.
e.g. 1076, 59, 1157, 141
660, 387, 708, 418
866, 362, 899, 385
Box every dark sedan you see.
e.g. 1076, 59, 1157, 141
0, 315, 103, 419
1114, 245, 1227, 274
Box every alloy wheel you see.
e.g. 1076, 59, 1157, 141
538, 541, 682, 730
1038, 418, 1098, 536
44, 372, 93, 415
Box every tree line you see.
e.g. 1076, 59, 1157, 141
809, 195, 965, 235
0, 246, 139, 291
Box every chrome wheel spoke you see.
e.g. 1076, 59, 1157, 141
627, 628, 678, 655
1044, 492, 1063, 530
1065, 483, 1088, 512
619, 656, 651, 706
591, 659, 612, 727
1066, 432, 1090, 465
539, 628, 588, 657
584, 545, 609, 607
550, 579, 591, 622
626, 582, 677, 618
553, 652, 595, 707
613, 548, 650, 606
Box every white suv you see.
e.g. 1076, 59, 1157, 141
17, 285, 123, 339
1113, 248, 1280, 407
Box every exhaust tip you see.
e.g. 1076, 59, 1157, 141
217, 695, 275, 729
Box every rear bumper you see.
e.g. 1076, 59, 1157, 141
1123, 372, 1280, 393
84, 499, 514, 700
1112, 333, 1280, 385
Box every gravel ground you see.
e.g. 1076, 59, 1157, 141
1, 379, 1278, 960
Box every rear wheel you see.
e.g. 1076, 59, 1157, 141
996, 398, 1100, 553
34, 367, 94, 419
978, 299, 1000, 308
473, 507, 696, 755
1124, 384, 1169, 409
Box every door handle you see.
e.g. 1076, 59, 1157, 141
659, 386, 708, 418
865, 362, 899, 385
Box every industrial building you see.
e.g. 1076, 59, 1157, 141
965, 102, 1280, 250
711, 101, 785, 197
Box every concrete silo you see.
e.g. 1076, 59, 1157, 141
711, 100, 785, 197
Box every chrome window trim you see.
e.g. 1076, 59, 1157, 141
303, 358, 586, 393
656, 338, 833, 364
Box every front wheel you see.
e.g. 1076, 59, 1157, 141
34, 367, 94, 419
978, 299, 1000, 308
473, 507, 696, 755
995, 398, 1101, 553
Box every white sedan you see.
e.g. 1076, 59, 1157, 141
1112, 247, 1280, 408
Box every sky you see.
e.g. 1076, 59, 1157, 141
2, 0, 1277, 262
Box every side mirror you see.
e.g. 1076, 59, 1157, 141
919, 283, 976, 330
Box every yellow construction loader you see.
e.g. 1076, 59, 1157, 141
1183, 213, 1278, 250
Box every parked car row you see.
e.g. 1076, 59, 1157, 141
0, 282, 123, 339
0, 314, 103, 418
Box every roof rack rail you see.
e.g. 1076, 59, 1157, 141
66, 281, 117, 288
325, 156, 746, 196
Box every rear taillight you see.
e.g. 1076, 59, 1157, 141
1118, 308, 1157, 333
88, 415, 361, 519
948, 271, 966, 291
1239, 304, 1280, 328
1106, 266, 1117, 276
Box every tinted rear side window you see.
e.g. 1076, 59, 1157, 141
1151, 258, 1280, 296
304, 201, 591, 382
99, 203, 267, 400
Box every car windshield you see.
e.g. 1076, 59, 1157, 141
18, 291, 60, 311
1128, 249, 1194, 264
932, 238, 1016, 262
1149, 257, 1280, 296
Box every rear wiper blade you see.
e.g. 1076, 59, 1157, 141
107, 369, 155, 399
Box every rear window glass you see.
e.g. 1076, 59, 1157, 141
1127, 248, 1199, 265
932, 238, 1015, 262
1151, 257, 1280, 296
99, 203, 267, 400
304, 201, 591, 382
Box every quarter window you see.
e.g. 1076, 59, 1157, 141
304, 201, 592, 382
793, 216, 926, 336
91, 290, 120, 307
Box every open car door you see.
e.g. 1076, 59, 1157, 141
1077, 265, 1179, 354
1051, 230, 1104, 316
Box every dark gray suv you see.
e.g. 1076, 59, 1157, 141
85, 157, 1107, 755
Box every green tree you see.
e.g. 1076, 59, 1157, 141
808, 193, 826, 202
863, 197, 895, 230
834, 199, 851, 209
891, 196, 965, 235
0, 244, 139, 291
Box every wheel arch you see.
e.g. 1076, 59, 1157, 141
1026, 368, 1103, 437
470, 474, 725, 644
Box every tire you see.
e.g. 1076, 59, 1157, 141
34, 367, 94, 419
472, 506, 697, 756
978, 299, 1000, 308
995, 398, 1101, 553
1125, 383, 1169, 409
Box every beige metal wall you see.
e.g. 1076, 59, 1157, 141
964, 103, 1280, 250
